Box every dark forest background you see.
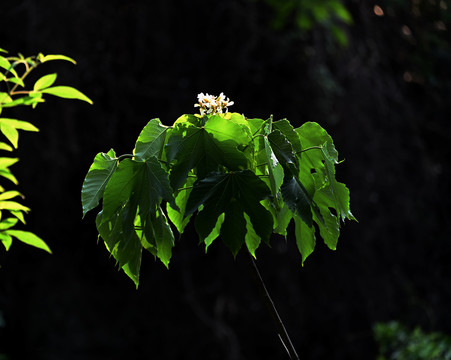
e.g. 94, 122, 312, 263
1, 0, 450, 359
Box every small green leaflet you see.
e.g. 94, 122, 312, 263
4, 230, 51, 253
39, 54, 77, 64
81, 149, 117, 217
41, 86, 93, 104
33, 73, 57, 91
0, 118, 39, 149
185, 171, 273, 257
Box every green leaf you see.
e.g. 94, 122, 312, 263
81, 149, 117, 217
264, 137, 284, 197
166, 175, 195, 234
0, 232, 12, 251
273, 119, 302, 153
0, 157, 19, 184
0, 92, 12, 103
41, 86, 93, 104
185, 171, 273, 256
294, 216, 316, 266
102, 157, 176, 223
268, 130, 298, 170
97, 207, 142, 287
166, 116, 249, 189
313, 187, 340, 250
10, 210, 26, 224
0, 217, 18, 230
273, 202, 293, 237
0, 57, 11, 73
0, 118, 39, 148
0, 190, 23, 201
7, 230, 51, 253
0, 168, 18, 185
133, 118, 169, 160
0, 201, 30, 212
320, 144, 354, 221
6, 76, 25, 88
144, 208, 175, 268
39, 54, 77, 64
244, 213, 261, 257
0, 142, 13, 151
33, 73, 57, 91
296, 122, 354, 221
203, 213, 225, 251
1, 123, 18, 148
280, 176, 313, 227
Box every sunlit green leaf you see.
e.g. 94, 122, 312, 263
296, 122, 354, 221
40, 54, 77, 64
7, 230, 51, 253
203, 213, 224, 251
244, 213, 261, 257
6, 76, 25, 87
0, 201, 30, 212
0, 191, 23, 201
0, 57, 11, 72
0, 232, 12, 251
33, 73, 57, 91
0, 123, 18, 148
10, 210, 26, 224
0, 92, 12, 105
81, 149, 117, 217
0, 157, 19, 184
41, 86, 93, 104
0, 142, 13, 151
0, 217, 18, 230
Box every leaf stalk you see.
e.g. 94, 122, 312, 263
246, 251, 300, 360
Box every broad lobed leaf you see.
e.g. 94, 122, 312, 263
81, 149, 117, 217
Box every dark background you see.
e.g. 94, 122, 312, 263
1, 0, 450, 359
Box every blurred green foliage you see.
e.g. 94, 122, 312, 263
262, 0, 352, 46
374, 321, 451, 360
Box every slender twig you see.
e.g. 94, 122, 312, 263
246, 251, 300, 360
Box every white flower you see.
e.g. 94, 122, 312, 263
194, 92, 234, 115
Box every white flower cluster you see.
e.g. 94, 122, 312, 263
194, 92, 234, 115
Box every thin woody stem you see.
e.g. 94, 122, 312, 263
246, 251, 300, 360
